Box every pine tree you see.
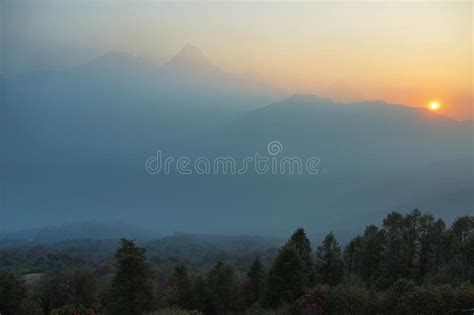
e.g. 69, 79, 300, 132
169, 264, 193, 310
207, 261, 237, 314
109, 239, 154, 315
244, 257, 266, 306
287, 228, 316, 286
0, 272, 26, 315
450, 216, 474, 244
402, 209, 422, 275
315, 232, 344, 286
446, 216, 474, 281
343, 236, 362, 274
191, 275, 213, 314
358, 225, 385, 282
418, 214, 445, 276
380, 211, 406, 286
264, 245, 305, 308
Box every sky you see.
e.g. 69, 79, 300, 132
2, 0, 472, 120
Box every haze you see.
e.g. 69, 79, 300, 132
2, 0, 472, 120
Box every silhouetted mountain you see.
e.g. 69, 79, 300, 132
229, 94, 471, 163
0, 222, 157, 242
164, 44, 218, 74
2, 47, 472, 235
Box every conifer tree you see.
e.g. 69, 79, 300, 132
287, 228, 316, 286
358, 225, 385, 282
169, 264, 193, 310
264, 245, 305, 308
0, 272, 26, 315
315, 232, 344, 286
109, 239, 154, 315
380, 211, 406, 286
191, 275, 213, 314
207, 261, 237, 314
244, 257, 266, 306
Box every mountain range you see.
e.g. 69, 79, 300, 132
1, 45, 473, 236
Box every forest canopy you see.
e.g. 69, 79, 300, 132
0, 209, 473, 314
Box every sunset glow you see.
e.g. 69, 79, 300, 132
3, 2, 472, 120
429, 102, 441, 111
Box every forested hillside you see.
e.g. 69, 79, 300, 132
1, 209, 473, 314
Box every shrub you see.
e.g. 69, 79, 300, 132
295, 286, 331, 315
328, 286, 373, 314
50, 304, 94, 315
146, 308, 203, 315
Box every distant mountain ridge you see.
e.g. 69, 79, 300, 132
0, 222, 158, 242
2, 45, 473, 235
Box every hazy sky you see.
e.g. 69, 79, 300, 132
2, 1, 472, 119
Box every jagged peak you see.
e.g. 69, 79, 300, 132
165, 44, 215, 70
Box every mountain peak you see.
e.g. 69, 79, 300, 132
165, 44, 215, 71
178, 44, 205, 58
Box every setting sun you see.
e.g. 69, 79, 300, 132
429, 101, 441, 111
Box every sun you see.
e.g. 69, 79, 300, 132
428, 101, 441, 111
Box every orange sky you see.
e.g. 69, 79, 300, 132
4, 1, 473, 120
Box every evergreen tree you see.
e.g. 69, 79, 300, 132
450, 216, 474, 244
264, 245, 305, 308
343, 235, 362, 274
418, 214, 445, 276
68, 269, 97, 309
34, 273, 64, 314
191, 275, 213, 314
315, 232, 344, 286
244, 257, 266, 306
31, 269, 97, 314
109, 239, 154, 315
458, 235, 474, 282
207, 261, 237, 314
358, 225, 385, 282
446, 216, 474, 281
169, 264, 193, 310
402, 209, 422, 276
379, 211, 406, 286
287, 228, 316, 286
0, 272, 26, 315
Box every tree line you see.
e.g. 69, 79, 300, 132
0, 209, 473, 314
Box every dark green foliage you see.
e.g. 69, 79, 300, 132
50, 304, 93, 315
0, 272, 26, 315
328, 286, 374, 314
357, 225, 385, 282
287, 228, 316, 286
295, 286, 374, 315
295, 286, 331, 314
264, 245, 305, 308
344, 211, 474, 288
32, 269, 98, 314
168, 265, 193, 310
381, 280, 474, 314
343, 235, 362, 274
206, 261, 238, 314
190, 275, 212, 314
315, 232, 343, 286
1, 211, 473, 314
33, 272, 72, 314
445, 216, 474, 282
109, 238, 154, 315
379, 211, 407, 285
243, 257, 266, 306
